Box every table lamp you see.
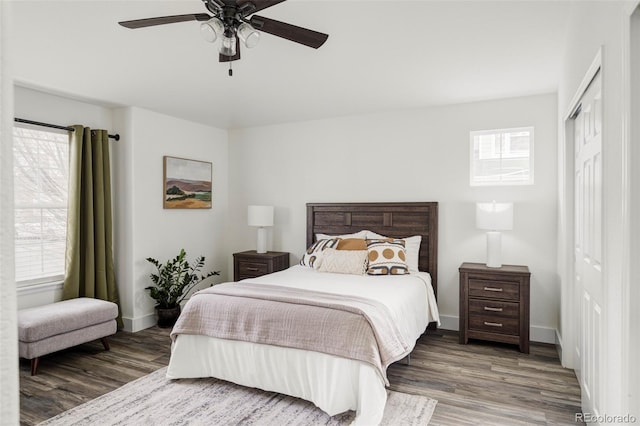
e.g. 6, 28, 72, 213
476, 201, 513, 268
248, 205, 274, 254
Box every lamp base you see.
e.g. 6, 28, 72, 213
256, 227, 267, 254
485, 231, 502, 268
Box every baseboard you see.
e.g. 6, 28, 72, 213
122, 299, 193, 333
555, 329, 564, 363
122, 313, 157, 333
437, 315, 557, 344
530, 326, 557, 344
438, 315, 460, 331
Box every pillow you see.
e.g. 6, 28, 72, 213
366, 239, 409, 275
336, 238, 367, 251
365, 231, 421, 273
316, 230, 368, 241
300, 238, 339, 269
317, 248, 368, 275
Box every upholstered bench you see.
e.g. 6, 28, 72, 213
18, 297, 118, 375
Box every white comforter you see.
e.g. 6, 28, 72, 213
166, 265, 439, 425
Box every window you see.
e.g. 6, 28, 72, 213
13, 125, 69, 286
470, 127, 534, 186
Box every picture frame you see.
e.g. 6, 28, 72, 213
163, 156, 212, 209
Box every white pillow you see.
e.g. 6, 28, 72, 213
316, 248, 368, 275
364, 231, 421, 273
316, 230, 368, 241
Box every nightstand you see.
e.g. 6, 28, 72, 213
233, 251, 290, 281
459, 262, 531, 353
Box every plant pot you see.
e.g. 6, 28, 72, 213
156, 305, 181, 328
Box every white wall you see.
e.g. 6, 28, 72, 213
0, 1, 20, 423
229, 93, 558, 342
112, 107, 228, 332
14, 86, 114, 131
557, 0, 633, 418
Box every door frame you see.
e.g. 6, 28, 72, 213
622, 2, 640, 419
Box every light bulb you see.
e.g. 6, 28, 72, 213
237, 22, 260, 48
200, 18, 224, 43
219, 33, 237, 56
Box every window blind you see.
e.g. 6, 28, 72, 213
13, 125, 69, 285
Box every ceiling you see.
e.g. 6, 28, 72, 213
7, 0, 572, 129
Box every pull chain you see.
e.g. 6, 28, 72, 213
228, 61, 233, 77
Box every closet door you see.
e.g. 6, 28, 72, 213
573, 70, 603, 416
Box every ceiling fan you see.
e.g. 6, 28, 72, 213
119, 0, 329, 74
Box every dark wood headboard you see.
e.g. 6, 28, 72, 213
306, 202, 438, 297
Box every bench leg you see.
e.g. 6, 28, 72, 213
29, 338, 110, 376
30, 358, 39, 376
100, 337, 110, 351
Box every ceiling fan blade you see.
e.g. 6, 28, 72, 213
236, 0, 287, 16
219, 38, 241, 62
119, 14, 211, 29
250, 15, 328, 49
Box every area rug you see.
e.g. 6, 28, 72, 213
39, 367, 437, 425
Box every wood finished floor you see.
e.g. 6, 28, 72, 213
19, 327, 582, 425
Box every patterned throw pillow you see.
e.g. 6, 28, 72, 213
365, 231, 421, 272
300, 238, 340, 269
366, 239, 409, 275
317, 248, 368, 275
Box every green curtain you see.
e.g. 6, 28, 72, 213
63, 125, 121, 327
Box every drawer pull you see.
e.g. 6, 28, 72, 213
246, 267, 259, 272
484, 307, 504, 312
484, 321, 503, 327
483, 286, 504, 292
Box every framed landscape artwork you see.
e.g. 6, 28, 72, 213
163, 156, 212, 209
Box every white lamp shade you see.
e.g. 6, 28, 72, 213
476, 202, 513, 231
248, 205, 274, 227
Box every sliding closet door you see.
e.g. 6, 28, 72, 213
573, 70, 604, 416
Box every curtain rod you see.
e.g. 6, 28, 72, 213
14, 118, 120, 141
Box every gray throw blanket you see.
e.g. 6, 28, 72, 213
171, 282, 410, 385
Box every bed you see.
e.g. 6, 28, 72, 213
166, 202, 439, 425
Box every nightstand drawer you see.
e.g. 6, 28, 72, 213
469, 314, 519, 335
469, 299, 519, 319
233, 251, 290, 281
468, 279, 519, 301
237, 261, 268, 277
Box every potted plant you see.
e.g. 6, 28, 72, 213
145, 248, 220, 328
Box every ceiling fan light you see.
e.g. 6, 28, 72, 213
219, 33, 237, 56
237, 22, 260, 48
200, 18, 224, 43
